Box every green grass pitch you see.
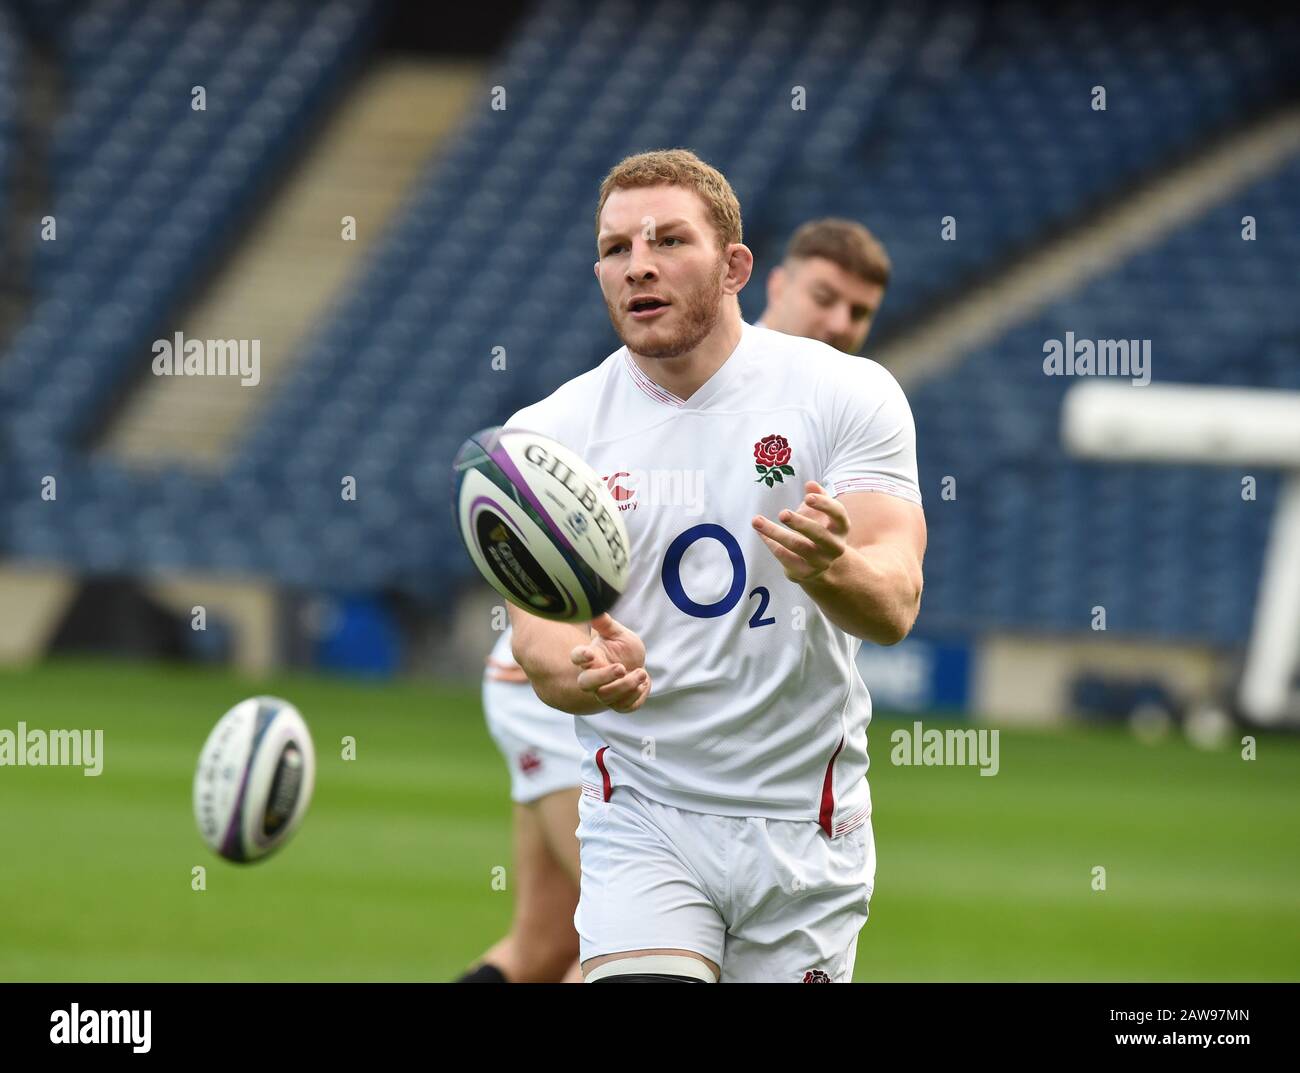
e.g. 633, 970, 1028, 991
0, 659, 1296, 981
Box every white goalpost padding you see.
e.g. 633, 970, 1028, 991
1062, 382, 1300, 725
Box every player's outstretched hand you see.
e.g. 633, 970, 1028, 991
571, 613, 651, 713
752, 480, 849, 583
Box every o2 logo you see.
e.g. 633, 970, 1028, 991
660, 523, 775, 628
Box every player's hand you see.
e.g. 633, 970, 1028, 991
752, 480, 850, 584
571, 613, 651, 713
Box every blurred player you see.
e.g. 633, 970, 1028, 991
756, 217, 891, 354
455, 630, 584, 983
508, 149, 926, 982
462, 216, 896, 984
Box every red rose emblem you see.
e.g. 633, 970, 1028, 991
754, 435, 791, 468
753, 434, 795, 486
802, 969, 832, 983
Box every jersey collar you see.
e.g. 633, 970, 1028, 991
622, 321, 753, 411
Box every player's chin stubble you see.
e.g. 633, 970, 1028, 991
608, 261, 726, 360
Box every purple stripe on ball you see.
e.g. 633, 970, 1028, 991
487, 440, 582, 561
219, 701, 277, 861
219, 762, 252, 860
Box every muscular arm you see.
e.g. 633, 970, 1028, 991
508, 605, 650, 714
754, 484, 926, 646
801, 491, 926, 644
508, 606, 603, 714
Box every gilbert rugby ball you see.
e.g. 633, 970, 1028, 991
452, 426, 630, 621
193, 696, 316, 863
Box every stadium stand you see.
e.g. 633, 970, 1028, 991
748, 4, 1300, 333
0, 0, 383, 450
0, 8, 17, 225
910, 154, 1300, 645
0, 0, 1296, 649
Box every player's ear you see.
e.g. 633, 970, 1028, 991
593, 260, 600, 280
723, 243, 754, 295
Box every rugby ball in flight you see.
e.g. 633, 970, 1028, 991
193, 696, 316, 863
453, 426, 630, 622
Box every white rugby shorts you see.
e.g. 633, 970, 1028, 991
482, 677, 584, 804
575, 785, 875, 982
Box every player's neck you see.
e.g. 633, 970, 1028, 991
628, 309, 744, 401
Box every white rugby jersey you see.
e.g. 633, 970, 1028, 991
506, 321, 921, 835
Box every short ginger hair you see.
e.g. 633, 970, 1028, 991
595, 148, 743, 250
